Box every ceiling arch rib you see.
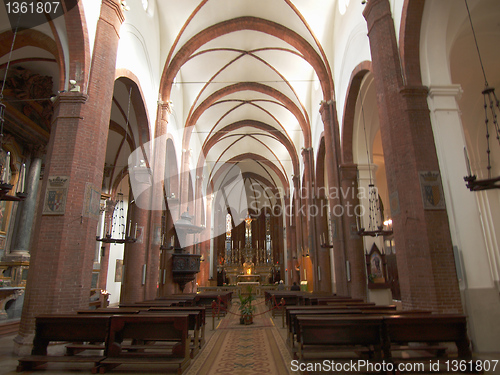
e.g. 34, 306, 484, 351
203, 99, 295, 140
160, 16, 333, 102
184, 81, 311, 149
208, 133, 289, 181
201, 120, 299, 176
182, 46, 313, 122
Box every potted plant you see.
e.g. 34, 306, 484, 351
238, 286, 256, 325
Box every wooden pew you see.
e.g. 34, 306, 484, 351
287, 308, 432, 349
194, 291, 232, 317
295, 315, 385, 360
99, 314, 191, 374
287, 309, 363, 346
383, 314, 472, 361
138, 310, 202, 358
148, 306, 206, 348
77, 307, 145, 315
78, 307, 205, 356
17, 315, 110, 373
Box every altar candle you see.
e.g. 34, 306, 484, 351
464, 147, 472, 176
127, 220, 132, 237
17, 163, 26, 193
3, 152, 10, 183
134, 223, 138, 238
104, 222, 107, 236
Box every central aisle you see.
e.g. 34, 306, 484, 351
186, 297, 293, 375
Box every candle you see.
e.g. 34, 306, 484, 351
3, 152, 10, 183
134, 223, 138, 238
127, 220, 131, 237
17, 163, 26, 193
464, 147, 472, 177
104, 222, 107, 237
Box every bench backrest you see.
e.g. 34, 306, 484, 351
297, 316, 384, 345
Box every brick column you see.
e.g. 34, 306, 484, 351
301, 147, 318, 291
363, 0, 461, 312
340, 163, 367, 300
97, 199, 117, 291
120, 193, 150, 304
15, 0, 124, 354
320, 102, 348, 296
292, 175, 303, 284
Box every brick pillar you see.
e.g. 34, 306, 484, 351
198, 193, 211, 286
292, 175, 303, 284
301, 147, 318, 291
340, 163, 367, 300
15, 1, 124, 352
120, 192, 150, 304
98, 199, 117, 291
363, 0, 461, 312
320, 102, 348, 296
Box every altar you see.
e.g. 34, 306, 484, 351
220, 213, 277, 286
237, 275, 260, 283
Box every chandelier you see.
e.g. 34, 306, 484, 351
96, 193, 137, 244
356, 97, 393, 238
463, 0, 500, 191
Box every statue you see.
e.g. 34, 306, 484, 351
244, 212, 253, 248
243, 256, 254, 275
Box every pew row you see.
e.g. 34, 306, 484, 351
294, 314, 473, 366
17, 314, 193, 374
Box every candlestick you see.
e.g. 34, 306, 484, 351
127, 220, 131, 237
17, 163, 26, 193
3, 152, 10, 183
134, 223, 138, 238
464, 147, 472, 176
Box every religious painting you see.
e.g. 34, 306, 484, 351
419, 171, 446, 210
83, 183, 101, 220
365, 243, 386, 283
370, 252, 383, 279
0, 202, 7, 234
135, 226, 144, 243
153, 224, 161, 245
115, 259, 123, 282
42, 176, 69, 215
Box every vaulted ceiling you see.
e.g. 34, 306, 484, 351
156, 0, 337, 201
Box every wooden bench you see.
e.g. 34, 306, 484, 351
98, 314, 191, 374
287, 309, 363, 346
382, 314, 472, 362
296, 315, 385, 360
287, 309, 433, 349
138, 310, 202, 357
78, 306, 205, 357
147, 306, 206, 347
17, 315, 111, 373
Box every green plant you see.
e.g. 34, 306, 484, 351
237, 286, 256, 323
368, 274, 376, 283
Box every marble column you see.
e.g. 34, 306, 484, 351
10, 150, 43, 258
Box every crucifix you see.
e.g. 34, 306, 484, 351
244, 212, 253, 248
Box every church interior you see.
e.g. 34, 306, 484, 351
0, 0, 499, 373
